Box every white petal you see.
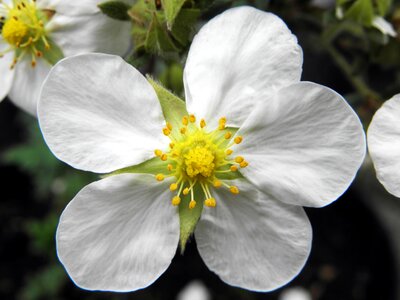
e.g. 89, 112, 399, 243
235, 82, 366, 207
184, 6, 302, 128
372, 16, 397, 38
48, 13, 132, 57
0, 51, 15, 103
39, 0, 135, 15
38, 53, 168, 173
57, 173, 179, 292
195, 179, 312, 292
368, 94, 400, 197
8, 58, 51, 116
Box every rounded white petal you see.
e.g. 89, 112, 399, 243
368, 94, 400, 197
8, 58, 51, 116
235, 82, 366, 207
48, 13, 132, 57
39, 0, 135, 15
195, 179, 312, 292
0, 50, 15, 103
38, 53, 168, 173
184, 6, 302, 127
57, 173, 179, 292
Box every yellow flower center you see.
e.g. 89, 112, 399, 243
0, 0, 52, 68
154, 115, 248, 209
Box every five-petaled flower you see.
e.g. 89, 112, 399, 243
38, 6, 366, 292
368, 93, 400, 197
0, 0, 133, 116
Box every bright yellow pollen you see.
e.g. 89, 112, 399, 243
235, 156, 244, 163
154, 115, 247, 208
234, 136, 243, 144
204, 198, 216, 207
230, 186, 240, 194
184, 146, 215, 178
189, 200, 197, 209
170, 183, 178, 191
172, 196, 181, 206
2, 18, 28, 46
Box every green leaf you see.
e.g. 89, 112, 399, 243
98, 0, 131, 21
178, 185, 204, 252
171, 8, 201, 46
161, 0, 187, 29
344, 0, 375, 25
147, 77, 188, 129
145, 14, 179, 53
376, 0, 392, 16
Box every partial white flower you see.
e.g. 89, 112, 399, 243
279, 287, 312, 300
372, 16, 397, 38
368, 94, 400, 197
177, 281, 211, 300
0, 0, 133, 115
38, 6, 366, 293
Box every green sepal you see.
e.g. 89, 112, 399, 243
41, 39, 64, 66
147, 77, 188, 129
171, 8, 201, 46
178, 185, 204, 252
161, 0, 187, 29
376, 0, 392, 16
104, 157, 167, 177
344, 0, 374, 26
98, 1, 132, 21
145, 14, 179, 53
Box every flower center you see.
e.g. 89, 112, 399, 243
0, 0, 52, 68
154, 115, 248, 209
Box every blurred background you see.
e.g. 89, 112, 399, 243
1, 0, 400, 299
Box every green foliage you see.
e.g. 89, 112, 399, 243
162, 0, 187, 29
98, 0, 132, 21
41, 39, 64, 66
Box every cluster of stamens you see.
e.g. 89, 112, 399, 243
0, 0, 51, 68
154, 115, 249, 209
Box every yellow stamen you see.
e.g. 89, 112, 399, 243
156, 174, 164, 181
172, 196, 181, 206
189, 114, 196, 123
183, 187, 190, 195
235, 156, 244, 163
200, 119, 206, 128
240, 161, 249, 168
167, 164, 173, 171
161, 154, 168, 161
169, 142, 175, 149
226, 149, 233, 155
204, 198, 216, 207
225, 132, 232, 139
154, 149, 163, 157
163, 127, 171, 136
230, 186, 239, 194
189, 200, 197, 209
166, 122, 173, 131
182, 116, 189, 126
213, 180, 222, 188
230, 165, 238, 172
170, 183, 178, 191
180, 127, 186, 134
234, 136, 243, 144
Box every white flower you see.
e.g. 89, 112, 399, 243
38, 6, 366, 292
177, 281, 210, 300
0, 0, 133, 116
368, 94, 400, 197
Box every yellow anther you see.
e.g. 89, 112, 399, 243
180, 127, 187, 134
226, 149, 233, 155
189, 114, 196, 123
218, 117, 226, 130
156, 174, 164, 181
204, 198, 216, 207
183, 188, 190, 195
230, 165, 238, 172
167, 164, 173, 171
230, 186, 240, 194
161, 154, 168, 161
234, 136, 243, 144
169, 142, 175, 149
189, 200, 197, 209
166, 122, 173, 131
182, 116, 189, 126
184, 146, 215, 178
200, 119, 206, 128
235, 156, 244, 163
154, 149, 163, 157
163, 127, 171, 136
224, 132, 232, 139
213, 180, 222, 188
2, 18, 28, 46
218, 123, 226, 130
170, 183, 178, 191
240, 161, 249, 168
172, 196, 181, 206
